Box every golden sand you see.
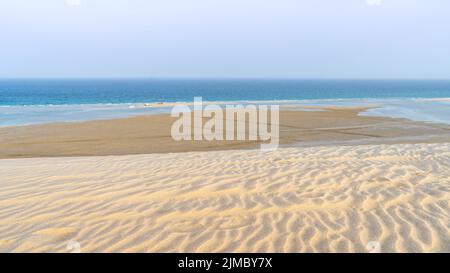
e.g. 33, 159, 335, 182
0, 143, 449, 253
0, 107, 449, 253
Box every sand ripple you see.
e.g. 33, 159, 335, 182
0, 143, 449, 252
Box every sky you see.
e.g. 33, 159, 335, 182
0, 0, 449, 79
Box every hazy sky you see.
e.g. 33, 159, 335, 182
1, 0, 449, 79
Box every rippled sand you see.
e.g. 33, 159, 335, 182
0, 143, 449, 252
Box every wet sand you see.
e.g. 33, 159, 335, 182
0, 107, 449, 158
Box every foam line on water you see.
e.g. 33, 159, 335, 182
1, 98, 449, 127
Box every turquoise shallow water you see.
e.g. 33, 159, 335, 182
1, 79, 449, 126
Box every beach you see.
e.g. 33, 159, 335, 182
0, 106, 449, 252
0, 143, 449, 252
1, 107, 450, 158
2, 0, 450, 258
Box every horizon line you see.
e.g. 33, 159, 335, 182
1, 77, 450, 81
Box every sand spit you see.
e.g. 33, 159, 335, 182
1, 108, 450, 158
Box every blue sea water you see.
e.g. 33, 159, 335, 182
1, 79, 450, 126
2, 79, 450, 105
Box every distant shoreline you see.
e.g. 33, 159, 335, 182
1, 98, 450, 128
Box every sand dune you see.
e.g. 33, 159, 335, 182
0, 143, 449, 253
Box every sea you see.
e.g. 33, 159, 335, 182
1, 79, 450, 127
